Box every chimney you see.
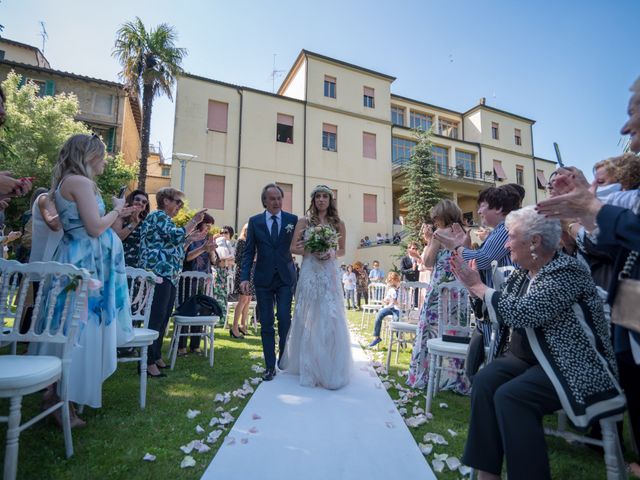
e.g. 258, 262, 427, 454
479, 97, 486, 105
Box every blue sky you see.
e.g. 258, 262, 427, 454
2, 0, 638, 178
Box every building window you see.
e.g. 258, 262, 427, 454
207, 100, 228, 133
391, 106, 405, 126
432, 146, 449, 175
324, 75, 336, 98
322, 123, 337, 152
276, 113, 294, 143
536, 170, 547, 189
438, 118, 459, 139
92, 127, 116, 153
203, 174, 225, 209
514, 128, 522, 146
392, 137, 416, 167
455, 150, 477, 178
363, 132, 376, 159
516, 166, 524, 186
493, 160, 507, 181
276, 182, 293, 212
491, 122, 499, 140
363, 87, 375, 108
93, 93, 114, 116
161, 167, 171, 177
363, 194, 377, 223
410, 111, 433, 131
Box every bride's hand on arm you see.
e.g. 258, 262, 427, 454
289, 219, 307, 255
335, 221, 346, 258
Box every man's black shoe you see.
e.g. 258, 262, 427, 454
263, 368, 276, 381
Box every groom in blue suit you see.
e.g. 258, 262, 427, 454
240, 183, 298, 381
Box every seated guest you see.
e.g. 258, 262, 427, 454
139, 187, 205, 377
452, 206, 625, 480
359, 238, 365, 248
384, 233, 391, 244
376, 232, 384, 244
363, 236, 371, 247
368, 272, 401, 347
112, 189, 150, 267
392, 232, 401, 244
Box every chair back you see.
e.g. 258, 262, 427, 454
436, 280, 472, 337
176, 271, 215, 308
398, 281, 430, 323
367, 282, 386, 304
125, 267, 158, 329
226, 265, 235, 295
0, 259, 89, 352
491, 260, 515, 291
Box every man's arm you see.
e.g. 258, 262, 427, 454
240, 218, 256, 283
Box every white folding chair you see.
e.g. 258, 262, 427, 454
425, 281, 474, 414
168, 271, 218, 370
0, 259, 89, 480
117, 267, 159, 409
385, 281, 429, 371
360, 282, 386, 329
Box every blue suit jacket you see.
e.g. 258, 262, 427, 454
240, 211, 298, 288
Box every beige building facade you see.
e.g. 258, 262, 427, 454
172, 50, 557, 268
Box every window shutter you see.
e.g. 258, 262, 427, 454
364, 87, 374, 97
207, 101, 228, 133
276, 182, 293, 212
363, 133, 376, 159
44, 80, 55, 96
106, 127, 116, 152
277, 114, 294, 126
323, 124, 337, 135
363, 194, 377, 223
203, 174, 225, 209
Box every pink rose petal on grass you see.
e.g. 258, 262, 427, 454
143, 453, 156, 462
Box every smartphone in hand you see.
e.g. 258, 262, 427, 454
118, 186, 127, 198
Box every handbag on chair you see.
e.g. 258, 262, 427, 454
611, 250, 640, 334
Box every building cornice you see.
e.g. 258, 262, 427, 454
307, 101, 391, 126
390, 94, 463, 117
1, 59, 123, 88
182, 72, 306, 105
479, 144, 538, 160
463, 104, 536, 124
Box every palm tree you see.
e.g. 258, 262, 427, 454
113, 17, 186, 190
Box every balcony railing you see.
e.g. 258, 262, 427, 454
392, 157, 495, 183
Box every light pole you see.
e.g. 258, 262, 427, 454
172, 153, 197, 191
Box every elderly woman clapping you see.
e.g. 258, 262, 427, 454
451, 206, 625, 480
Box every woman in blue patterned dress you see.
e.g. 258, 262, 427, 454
139, 187, 205, 377
35, 133, 140, 412
407, 199, 470, 394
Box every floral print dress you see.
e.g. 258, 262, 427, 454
406, 248, 470, 395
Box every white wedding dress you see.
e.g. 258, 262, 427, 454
280, 234, 353, 390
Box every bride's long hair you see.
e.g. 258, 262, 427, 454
306, 185, 341, 230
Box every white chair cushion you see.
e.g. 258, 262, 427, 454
0, 355, 61, 392
121, 328, 159, 347
388, 322, 418, 334
174, 315, 219, 326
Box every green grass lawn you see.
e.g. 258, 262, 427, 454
0, 310, 634, 479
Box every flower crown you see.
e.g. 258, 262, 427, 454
310, 185, 333, 199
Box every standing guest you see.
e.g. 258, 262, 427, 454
342, 265, 357, 310
353, 261, 369, 310
112, 190, 150, 267
368, 260, 385, 283
231, 223, 254, 338
139, 187, 205, 377
212, 225, 234, 324
177, 213, 218, 355
32, 133, 138, 416
407, 200, 468, 393
400, 241, 422, 306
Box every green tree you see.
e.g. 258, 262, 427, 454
0, 72, 137, 225
113, 17, 186, 191
400, 129, 443, 244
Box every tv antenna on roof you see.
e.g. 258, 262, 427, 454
39, 21, 48, 53
270, 54, 286, 93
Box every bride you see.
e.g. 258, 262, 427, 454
280, 185, 353, 389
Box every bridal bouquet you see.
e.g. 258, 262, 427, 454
303, 225, 339, 253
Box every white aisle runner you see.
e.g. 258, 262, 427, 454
201, 336, 436, 480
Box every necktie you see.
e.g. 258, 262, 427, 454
270, 215, 279, 243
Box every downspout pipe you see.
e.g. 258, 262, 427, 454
530, 124, 537, 203
235, 88, 244, 231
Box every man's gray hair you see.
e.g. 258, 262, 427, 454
260, 183, 284, 208
505, 205, 562, 252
